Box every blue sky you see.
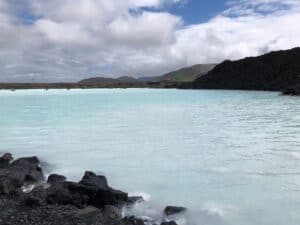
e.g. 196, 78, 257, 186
169, 0, 227, 24
140, 0, 227, 24
1, 0, 300, 82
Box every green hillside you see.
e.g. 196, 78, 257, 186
139, 64, 216, 82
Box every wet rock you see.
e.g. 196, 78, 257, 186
96, 188, 128, 206
78, 171, 128, 207
79, 171, 109, 189
164, 206, 186, 216
47, 174, 66, 185
46, 177, 127, 208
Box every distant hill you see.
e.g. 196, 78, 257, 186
79, 64, 216, 84
139, 64, 216, 82
181, 47, 300, 94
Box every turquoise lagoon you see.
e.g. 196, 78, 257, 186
0, 89, 300, 225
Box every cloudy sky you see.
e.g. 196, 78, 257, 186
1, 0, 300, 82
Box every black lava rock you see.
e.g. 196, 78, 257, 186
47, 174, 66, 185
181, 47, 300, 95
0, 175, 23, 194
0, 153, 13, 168
164, 206, 186, 216
0, 153, 172, 225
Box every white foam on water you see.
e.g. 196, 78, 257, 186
201, 202, 238, 218
21, 184, 35, 193
123, 197, 234, 225
129, 192, 152, 201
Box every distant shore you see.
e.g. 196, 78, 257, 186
1, 82, 299, 96
0, 82, 177, 90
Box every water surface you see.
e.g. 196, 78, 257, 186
0, 89, 300, 225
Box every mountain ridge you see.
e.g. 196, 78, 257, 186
180, 47, 300, 95
79, 64, 216, 84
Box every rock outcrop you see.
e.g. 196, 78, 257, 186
181, 47, 300, 95
0, 153, 181, 225
164, 206, 187, 216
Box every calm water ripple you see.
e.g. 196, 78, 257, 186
0, 89, 300, 225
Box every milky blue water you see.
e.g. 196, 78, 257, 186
0, 89, 300, 225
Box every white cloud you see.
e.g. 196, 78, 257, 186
0, 0, 300, 82
172, 0, 300, 66
108, 12, 181, 47
35, 19, 93, 45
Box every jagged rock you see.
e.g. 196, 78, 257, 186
11, 156, 40, 167
78, 171, 128, 207
164, 206, 186, 216
79, 171, 109, 189
10, 156, 44, 183
47, 174, 66, 185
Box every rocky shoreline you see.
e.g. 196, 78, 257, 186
0, 153, 185, 225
